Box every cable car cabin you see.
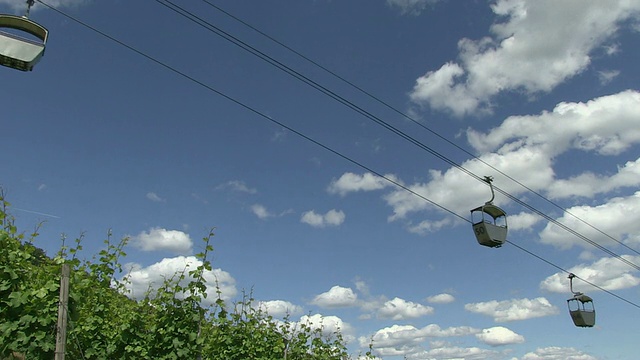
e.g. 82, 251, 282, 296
567, 294, 595, 327
471, 204, 507, 248
0, 14, 48, 71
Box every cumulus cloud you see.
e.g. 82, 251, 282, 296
376, 91, 640, 233
250, 204, 272, 219
464, 297, 559, 322
540, 255, 640, 293
129, 227, 193, 254
257, 300, 303, 318
410, 0, 640, 116
310, 286, 358, 308
377, 297, 434, 320
539, 192, 640, 249
468, 91, 640, 158
507, 211, 543, 232
522, 346, 598, 360
405, 346, 500, 360
300, 209, 345, 228
327, 172, 396, 196
426, 293, 455, 304
475, 326, 524, 346
547, 159, 640, 199
360, 324, 479, 357
122, 256, 237, 303
382, 168, 478, 222
295, 314, 354, 343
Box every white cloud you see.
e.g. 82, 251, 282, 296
426, 293, 455, 304
310, 286, 358, 308
405, 346, 500, 360
464, 297, 559, 322
410, 0, 640, 116
603, 43, 621, 56
130, 227, 193, 254
547, 159, 640, 199
467, 90, 640, 158
407, 217, 454, 235
540, 255, 640, 293
507, 211, 542, 232
360, 324, 479, 357
250, 204, 272, 219
257, 300, 303, 318
522, 346, 598, 360
250, 204, 292, 219
217, 180, 257, 194
539, 192, 640, 249
379, 91, 640, 230
475, 326, 524, 347
354, 279, 370, 296
296, 314, 354, 343
146, 192, 165, 203
327, 172, 397, 196
382, 168, 479, 222
386, 0, 440, 16
410, 62, 481, 117
377, 297, 434, 320
122, 256, 237, 304
597, 69, 620, 85
301, 209, 345, 228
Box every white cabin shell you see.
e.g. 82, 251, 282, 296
471, 203, 508, 248
567, 294, 595, 327
0, 14, 48, 71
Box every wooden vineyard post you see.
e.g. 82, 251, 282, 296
54, 263, 70, 360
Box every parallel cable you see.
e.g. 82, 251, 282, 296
37, 0, 640, 309
35, 0, 464, 224
152, 0, 640, 272
507, 241, 640, 309
199, 0, 640, 259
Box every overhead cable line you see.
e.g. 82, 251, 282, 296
198, 0, 640, 259
36, 1, 640, 310
151, 0, 640, 272
33, 0, 463, 224
507, 241, 640, 309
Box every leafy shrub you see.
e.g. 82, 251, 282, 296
0, 192, 376, 359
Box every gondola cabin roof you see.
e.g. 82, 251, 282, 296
0, 14, 48, 71
571, 294, 593, 303
471, 203, 506, 220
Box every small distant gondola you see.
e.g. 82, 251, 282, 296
471, 176, 507, 248
567, 273, 596, 328
0, 0, 48, 71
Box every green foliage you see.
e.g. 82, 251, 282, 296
0, 193, 377, 359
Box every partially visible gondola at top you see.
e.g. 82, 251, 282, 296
567, 273, 596, 328
471, 176, 508, 248
0, 0, 48, 71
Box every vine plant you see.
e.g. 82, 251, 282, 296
0, 192, 377, 359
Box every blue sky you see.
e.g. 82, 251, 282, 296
2, 0, 640, 358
